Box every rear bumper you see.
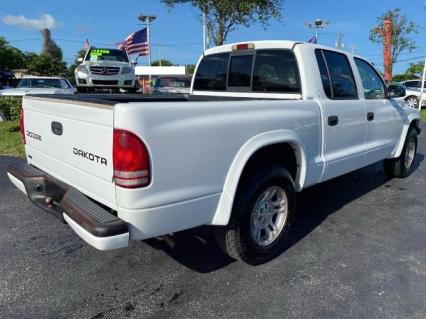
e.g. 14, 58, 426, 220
7, 162, 129, 250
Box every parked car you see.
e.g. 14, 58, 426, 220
399, 79, 426, 108
152, 76, 192, 95
0, 76, 75, 96
75, 47, 136, 93
8, 40, 420, 265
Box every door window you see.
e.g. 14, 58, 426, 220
315, 50, 332, 98
316, 49, 358, 99
354, 58, 386, 99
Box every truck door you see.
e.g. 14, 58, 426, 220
315, 49, 367, 181
353, 58, 403, 164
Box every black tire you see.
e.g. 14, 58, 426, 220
76, 86, 87, 93
215, 165, 296, 265
384, 127, 418, 178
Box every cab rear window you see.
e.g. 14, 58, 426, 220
193, 49, 301, 94
253, 50, 301, 93
193, 53, 229, 91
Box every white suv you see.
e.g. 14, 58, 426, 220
75, 47, 136, 93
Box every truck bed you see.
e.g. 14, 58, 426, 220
26, 93, 278, 106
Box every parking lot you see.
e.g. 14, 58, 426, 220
0, 130, 425, 319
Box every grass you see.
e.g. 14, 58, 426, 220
0, 119, 25, 157
421, 110, 426, 122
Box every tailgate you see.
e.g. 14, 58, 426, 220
23, 96, 116, 209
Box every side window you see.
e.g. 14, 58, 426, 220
354, 58, 386, 99
228, 55, 253, 88
60, 79, 71, 89
405, 81, 421, 88
320, 50, 358, 99
315, 49, 332, 98
193, 53, 229, 91
253, 50, 301, 93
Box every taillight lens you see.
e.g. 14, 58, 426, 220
19, 110, 26, 144
113, 129, 150, 188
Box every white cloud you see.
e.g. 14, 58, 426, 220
2, 14, 58, 30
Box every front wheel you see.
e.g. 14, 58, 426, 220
215, 165, 295, 265
384, 127, 418, 178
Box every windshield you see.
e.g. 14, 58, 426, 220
85, 48, 129, 62
18, 78, 62, 88
155, 77, 191, 88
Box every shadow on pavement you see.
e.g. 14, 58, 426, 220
146, 153, 424, 273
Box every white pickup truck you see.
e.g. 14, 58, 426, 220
8, 41, 420, 265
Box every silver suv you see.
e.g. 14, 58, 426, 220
75, 47, 135, 93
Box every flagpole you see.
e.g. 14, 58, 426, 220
419, 57, 426, 111
138, 14, 156, 89
147, 20, 151, 67
203, 13, 207, 52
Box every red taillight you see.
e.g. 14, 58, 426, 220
113, 129, 150, 188
19, 110, 26, 144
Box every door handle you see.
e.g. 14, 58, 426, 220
328, 115, 339, 126
367, 112, 374, 121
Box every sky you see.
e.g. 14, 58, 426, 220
1, 0, 426, 74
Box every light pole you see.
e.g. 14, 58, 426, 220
304, 18, 329, 42
138, 14, 156, 67
202, 13, 207, 52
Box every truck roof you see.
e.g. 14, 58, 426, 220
204, 40, 301, 55
204, 40, 359, 60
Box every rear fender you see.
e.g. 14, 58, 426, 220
211, 130, 307, 225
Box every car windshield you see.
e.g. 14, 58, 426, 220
155, 77, 191, 88
85, 48, 129, 62
17, 78, 62, 88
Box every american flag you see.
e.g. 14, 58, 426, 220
117, 28, 149, 56
83, 38, 90, 50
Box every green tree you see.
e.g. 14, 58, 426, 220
404, 61, 424, 79
392, 74, 409, 82
369, 8, 419, 67
185, 64, 196, 75
66, 49, 87, 84
0, 37, 25, 70
161, 0, 284, 46
25, 54, 67, 76
151, 59, 174, 66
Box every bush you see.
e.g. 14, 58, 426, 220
0, 96, 22, 120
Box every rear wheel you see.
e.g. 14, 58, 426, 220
384, 127, 418, 178
215, 165, 295, 265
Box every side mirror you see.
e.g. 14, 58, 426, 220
77, 57, 83, 63
387, 85, 406, 98
131, 59, 137, 66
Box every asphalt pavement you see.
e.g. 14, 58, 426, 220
0, 134, 426, 319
